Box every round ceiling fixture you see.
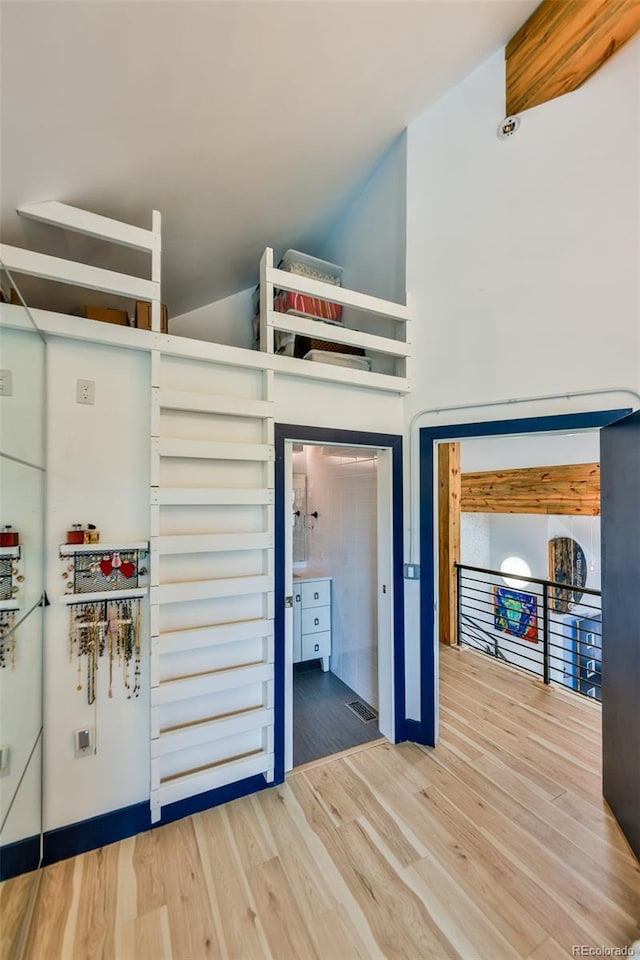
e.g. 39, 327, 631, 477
500, 556, 531, 588
497, 115, 520, 139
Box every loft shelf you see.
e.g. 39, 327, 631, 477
259, 246, 412, 392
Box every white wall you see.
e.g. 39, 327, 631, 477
318, 133, 407, 306
403, 36, 640, 720
460, 513, 490, 570
301, 445, 379, 709
44, 338, 150, 831
273, 375, 403, 436
170, 286, 255, 351
0, 323, 46, 846
461, 431, 601, 473
317, 133, 407, 375
406, 39, 639, 417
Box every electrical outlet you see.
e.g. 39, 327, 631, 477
0, 369, 12, 397
74, 727, 94, 758
76, 379, 95, 405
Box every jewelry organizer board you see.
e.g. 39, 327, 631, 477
0, 269, 47, 955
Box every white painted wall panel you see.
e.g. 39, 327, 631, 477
157, 684, 268, 734
159, 636, 267, 683
160, 353, 263, 398
44, 338, 150, 831
160, 409, 265, 443
158, 595, 266, 634
159, 504, 265, 536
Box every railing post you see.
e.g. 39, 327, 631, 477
543, 582, 550, 684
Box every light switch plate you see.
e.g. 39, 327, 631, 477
74, 727, 94, 757
404, 563, 420, 580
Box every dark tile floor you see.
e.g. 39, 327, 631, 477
293, 661, 381, 767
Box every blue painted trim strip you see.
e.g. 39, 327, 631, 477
418, 408, 631, 748
403, 719, 423, 744
31, 774, 270, 873
42, 802, 151, 867
0, 835, 40, 881
274, 424, 406, 781
156, 774, 269, 827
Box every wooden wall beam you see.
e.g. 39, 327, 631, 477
506, 0, 640, 116
461, 462, 600, 515
438, 442, 461, 646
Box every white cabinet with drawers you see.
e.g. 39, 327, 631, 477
293, 577, 331, 671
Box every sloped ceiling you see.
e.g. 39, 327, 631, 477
0, 0, 537, 316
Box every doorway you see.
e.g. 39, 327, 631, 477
417, 408, 630, 748
288, 442, 382, 767
274, 425, 405, 782
451, 430, 603, 697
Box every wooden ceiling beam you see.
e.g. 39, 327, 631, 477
461, 462, 600, 516
438, 443, 461, 646
506, 0, 640, 116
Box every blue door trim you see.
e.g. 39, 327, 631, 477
274, 424, 406, 782
418, 408, 630, 747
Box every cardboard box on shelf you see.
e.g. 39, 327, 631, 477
135, 301, 168, 334
85, 306, 130, 326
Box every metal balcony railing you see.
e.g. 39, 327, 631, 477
455, 563, 602, 702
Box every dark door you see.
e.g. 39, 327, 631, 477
601, 410, 640, 861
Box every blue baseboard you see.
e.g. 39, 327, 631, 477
43, 801, 151, 867
0, 834, 40, 881
157, 774, 269, 827
35, 773, 271, 873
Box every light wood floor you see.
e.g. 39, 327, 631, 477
7, 645, 640, 959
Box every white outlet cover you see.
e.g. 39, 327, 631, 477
76, 379, 95, 405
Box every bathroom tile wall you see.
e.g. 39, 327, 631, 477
302, 445, 379, 708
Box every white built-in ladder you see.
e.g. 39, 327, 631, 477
149, 353, 275, 822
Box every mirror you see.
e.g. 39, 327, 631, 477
292, 472, 307, 563
0, 267, 46, 957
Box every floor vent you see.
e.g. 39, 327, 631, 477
345, 700, 377, 724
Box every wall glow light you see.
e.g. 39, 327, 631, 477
500, 556, 532, 588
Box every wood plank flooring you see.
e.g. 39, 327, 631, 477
7, 645, 640, 959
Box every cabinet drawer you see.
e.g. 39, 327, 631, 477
302, 631, 331, 661
301, 580, 330, 608
302, 606, 330, 635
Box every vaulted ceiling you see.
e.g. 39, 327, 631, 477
0, 0, 537, 316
